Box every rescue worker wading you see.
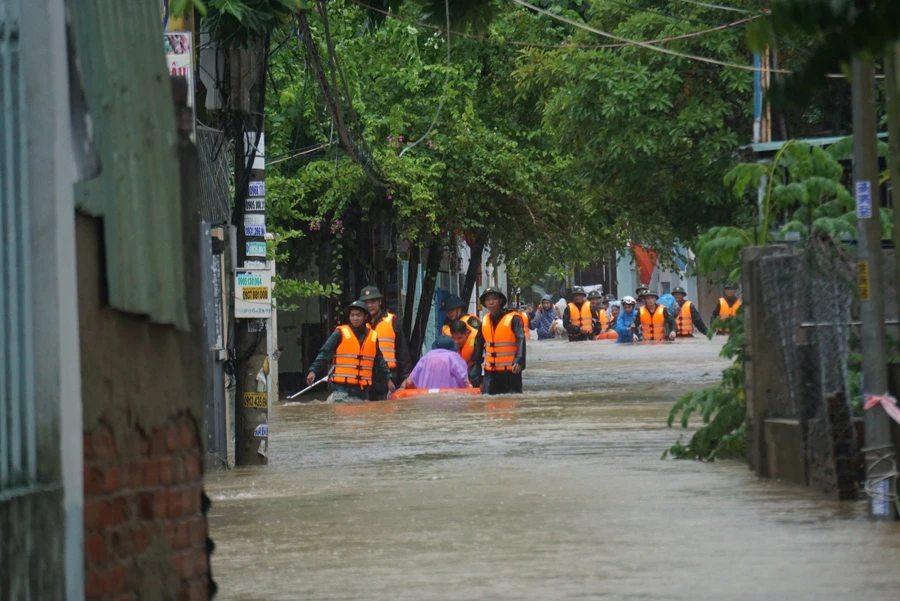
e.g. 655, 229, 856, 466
711, 284, 742, 335
587, 290, 605, 337
306, 301, 394, 402
360, 285, 412, 400
470, 287, 526, 395
448, 319, 477, 369
671, 287, 709, 337
635, 290, 677, 342
563, 286, 599, 342
440, 294, 481, 336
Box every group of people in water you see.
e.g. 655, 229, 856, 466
305, 283, 741, 401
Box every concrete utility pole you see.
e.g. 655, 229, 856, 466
886, 44, 900, 315
231, 44, 270, 466
851, 57, 896, 520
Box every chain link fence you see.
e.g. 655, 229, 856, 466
754, 237, 861, 499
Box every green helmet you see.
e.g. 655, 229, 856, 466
587, 290, 602, 300
672, 286, 687, 295
440, 294, 466, 312
359, 285, 384, 301
640, 289, 659, 299
345, 300, 370, 317
572, 286, 587, 296
723, 283, 737, 291
635, 285, 650, 295
602, 294, 616, 303
479, 286, 508, 307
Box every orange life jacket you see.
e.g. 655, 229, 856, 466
519, 311, 530, 333
482, 312, 518, 372
373, 313, 398, 369
677, 301, 694, 336
331, 325, 378, 387
598, 307, 610, 330
457, 333, 476, 367
639, 305, 666, 341
567, 302, 593, 334
442, 314, 480, 337
717, 298, 742, 333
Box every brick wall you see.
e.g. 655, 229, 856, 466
83, 415, 211, 601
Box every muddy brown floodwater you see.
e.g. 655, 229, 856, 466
207, 337, 900, 601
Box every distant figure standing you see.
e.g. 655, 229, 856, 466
402, 336, 469, 390
531, 294, 558, 340
360, 285, 412, 400
563, 286, 598, 342
672, 286, 708, 338
711, 284, 742, 335
635, 290, 676, 342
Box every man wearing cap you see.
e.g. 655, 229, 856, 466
470, 286, 527, 394
401, 335, 470, 390
672, 287, 708, 337
635, 290, 677, 342
634, 285, 650, 310
563, 286, 598, 342
440, 294, 481, 336
306, 301, 394, 402
360, 285, 412, 400
711, 284, 742, 335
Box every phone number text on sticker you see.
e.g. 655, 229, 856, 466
243, 392, 268, 409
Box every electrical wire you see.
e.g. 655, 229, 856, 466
347, 0, 757, 50
399, 0, 450, 157
667, 0, 759, 14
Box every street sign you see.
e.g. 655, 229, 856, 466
245, 197, 265, 212
249, 180, 266, 196
856, 180, 872, 219
246, 241, 267, 257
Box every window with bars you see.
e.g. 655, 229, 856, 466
0, 0, 37, 498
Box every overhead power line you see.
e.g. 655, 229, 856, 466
348, 0, 757, 50
667, 0, 759, 14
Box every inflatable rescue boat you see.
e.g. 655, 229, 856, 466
391, 388, 482, 400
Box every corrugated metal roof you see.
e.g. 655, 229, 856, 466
197, 126, 233, 224
70, 0, 188, 330
741, 133, 888, 154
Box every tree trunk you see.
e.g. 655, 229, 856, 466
462, 236, 485, 308
402, 245, 419, 339
409, 237, 444, 362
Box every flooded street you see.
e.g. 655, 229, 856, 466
207, 338, 900, 601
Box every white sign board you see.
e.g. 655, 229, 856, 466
246, 241, 267, 257
245, 197, 266, 212
249, 181, 266, 197
235, 270, 272, 318
244, 133, 265, 171
856, 180, 873, 219
244, 213, 266, 237
244, 260, 267, 269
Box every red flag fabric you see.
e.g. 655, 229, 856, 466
631, 243, 658, 285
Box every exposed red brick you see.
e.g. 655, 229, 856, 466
104, 466, 121, 493
180, 423, 197, 451
143, 459, 160, 487
159, 456, 175, 485
84, 467, 104, 496
139, 491, 166, 519
188, 516, 206, 546
84, 434, 96, 461
84, 500, 105, 531
85, 569, 103, 599
134, 527, 150, 552
192, 548, 208, 578
184, 455, 201, 482
105, 497, 127, 527
126, 462, 142, 489
85, 533, 106, 564
172, 456, 187, 484
93, 428, 116, 461
167, 488, 185, 518
166, 425, 181, 452
174, 550, 189, 580
135, 432, 151, 457
167, 519, 190, 549
188, 578, 207, 601
106, 565, 128, 595
110, 528, 134, 559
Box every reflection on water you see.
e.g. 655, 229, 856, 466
208, 338, 900, 601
